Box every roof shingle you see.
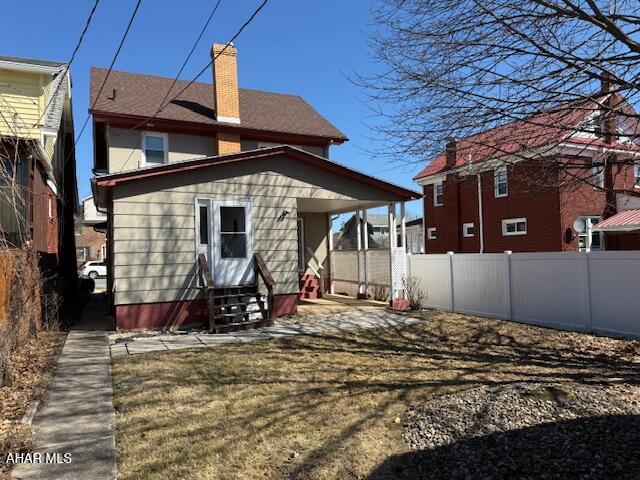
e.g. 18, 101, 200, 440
89, 67, 347, 141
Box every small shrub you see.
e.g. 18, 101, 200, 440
403, 276, 425, 311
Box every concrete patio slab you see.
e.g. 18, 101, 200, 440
109, 310, 424, 358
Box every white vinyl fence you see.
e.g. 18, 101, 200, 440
408, 251, 640, 339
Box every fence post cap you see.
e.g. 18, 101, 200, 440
447, 251, 455, 255
504, 250, 513, 254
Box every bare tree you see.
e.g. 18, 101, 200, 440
362, 0, 640, 196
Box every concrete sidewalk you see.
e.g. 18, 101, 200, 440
12, 294, 116, 480
110, 309, 423, 358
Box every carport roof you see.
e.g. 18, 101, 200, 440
593, 209, 640, 232
92, 145, 421, 209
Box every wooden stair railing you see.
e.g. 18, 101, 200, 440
253, 252, 275, 324
197, 254, 217, 331
198, 253, 276, 333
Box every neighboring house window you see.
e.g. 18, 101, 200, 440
434, 182, 443, 206
74, 223, 83, 235
427, 227, 437, 240
462, 223, 474, 237
76, 246, 90, 261
100, 245, 107, 261
141, 132, 168, 166
577, 216, 604, 252
634, 162, 640, 188
48, 198, 53, 219
494, 166, 508, 197
502, 218, 527, 236
592, 163, 604, 188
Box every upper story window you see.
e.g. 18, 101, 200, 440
462, 222, 475, 237
434, 182, 443, 206
502, 217, 527, 236
494, 166, 508, 197
427, 227, 437, 240
592, 162, 604, 188
141, 132, 168, 167
634, 162, 640, 188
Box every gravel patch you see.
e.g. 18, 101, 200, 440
394, 383, 640, 479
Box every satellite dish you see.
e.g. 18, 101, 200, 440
573, 218, 586, 234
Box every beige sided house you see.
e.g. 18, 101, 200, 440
92, 43, 419, 331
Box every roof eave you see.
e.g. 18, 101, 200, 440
89, 109, 348, 144
93, 145, 420, 202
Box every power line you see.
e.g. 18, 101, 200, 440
126, 0, 269, 134
68, 0, 144, 164
113, 0, 269, 172
35, 0, 102, 128
152, 0, 224, 121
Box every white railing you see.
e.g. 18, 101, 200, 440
305, 246, 325, 297
408, 251, 640, 340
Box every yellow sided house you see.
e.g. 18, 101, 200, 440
0, 55, 78, 293
91, 44, 419, 331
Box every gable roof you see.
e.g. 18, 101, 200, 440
89, 67, 348, 142
413, 95, 638, 181
92, 145, 420, 209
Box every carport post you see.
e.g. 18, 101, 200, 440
400, 202, 406, 249
356, 208, 362, 297
327, 212, 334, 294
363, 209, 369, 298
388, 203, 397, 302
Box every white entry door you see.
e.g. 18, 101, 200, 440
196, 198, 254, 287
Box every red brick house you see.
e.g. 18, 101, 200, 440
415, 92, 640, 253
74, 195, 107, 266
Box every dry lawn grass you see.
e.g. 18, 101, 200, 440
112, 311, 640, 480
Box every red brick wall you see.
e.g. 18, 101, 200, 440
423, 160, 563, 253
74, 220, 107, 266
558, 159, 637, 251
31, 168, 58, 256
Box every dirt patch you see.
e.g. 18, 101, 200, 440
112, 311, 640, 480
0, 331, 66, 478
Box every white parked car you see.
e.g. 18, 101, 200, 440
81, 261, 107, 279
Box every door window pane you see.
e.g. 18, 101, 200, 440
199, 205, 209, 245
221, 234, 247, 258
220, 206, 247, 258
220, 207, 245, 233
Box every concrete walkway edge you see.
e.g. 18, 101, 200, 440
12, 294, 117, 480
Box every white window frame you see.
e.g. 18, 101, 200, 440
433, 182, 443, 207
634, 162, 640, 188
462, 222, 475, 237
48, 197, 53, 218
577, 216, 604, 252
100, 244, 107, 261
427, 227, 437, 240
501, 217, 527, 236
592, 163, 604, 188
494, 166, 508, 198
141, 132, 169, 167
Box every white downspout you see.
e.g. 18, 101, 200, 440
477, 173, 484, 254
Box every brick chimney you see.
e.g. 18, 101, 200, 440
211, 43, 241, 154
445, 137, 457, 168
